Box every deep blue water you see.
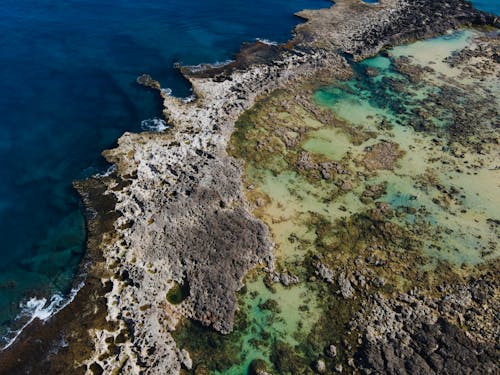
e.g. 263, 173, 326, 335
473, 0, 500, 14
0, 0, 332, 345
0, 0, 497, 347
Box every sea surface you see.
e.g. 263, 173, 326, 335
473, 0, 500, 14
0, 0, 497, 350
0, 0, 332, 346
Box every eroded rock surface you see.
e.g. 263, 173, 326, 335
354, 279, 500, 374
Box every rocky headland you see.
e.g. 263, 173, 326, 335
0, 0, 498, 374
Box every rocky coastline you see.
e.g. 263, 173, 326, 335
0, 0, 498, 374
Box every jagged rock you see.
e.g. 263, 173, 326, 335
362, 141, 405, 171
136, 74, 161, 90
179, 349, 192, 370
353, 284, 500, 374
320, 169, 331, 180
249, 359, 271, 375
4, 0, 497, 373
279, 272, 300, 286
338, 272, 355, 299
315, 262, 335, 283
296, 151, 316, 170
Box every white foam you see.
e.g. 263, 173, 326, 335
23, 295, 64, 321
94, 164, 117, 178
1, 281, 84, 350
161, 87, 173, 96
140, 118, 169, 132
182, 94, 196, 103
256, 38, 278, 46
186, 59, 233, 73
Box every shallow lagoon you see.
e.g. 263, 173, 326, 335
181, 28, 499, 374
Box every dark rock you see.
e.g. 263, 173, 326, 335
356, 317, 499, 374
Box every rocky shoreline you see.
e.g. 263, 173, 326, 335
0, 0, 497, 374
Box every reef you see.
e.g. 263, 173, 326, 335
0, 0, 498, 374
221, 28, 499, 371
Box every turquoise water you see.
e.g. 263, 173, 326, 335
314, 29, 499, 266
178, 11, 499, 375
0, 0, 331, 346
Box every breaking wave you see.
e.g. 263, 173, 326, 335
93, 164, 117, 178
256, 38, 278, 45
186, 59, 234, 73
182, 94, 196, 103
141, 118, 169, 132
1, 281, 84, 350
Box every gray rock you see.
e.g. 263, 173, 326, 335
279, 272, 300, 286
326, 344, 337, 358
315, 359, 326, 374
338, 272, 355, 299
178, 349, 192, 370
315, 262, 335, 284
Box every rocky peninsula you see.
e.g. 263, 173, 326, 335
0, 0, 498, 374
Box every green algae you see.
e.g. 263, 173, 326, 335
309, 30, 499, 267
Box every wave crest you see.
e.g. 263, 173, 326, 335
1, 282, 84, 350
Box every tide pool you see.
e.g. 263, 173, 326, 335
212, 27, 499, 374
0, 0, 497, 357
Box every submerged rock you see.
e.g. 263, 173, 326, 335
249, 359, 271, 375
136, 74, 161, 90
362, 141, 404, 171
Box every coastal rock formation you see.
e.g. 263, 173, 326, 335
362, 141, 404, 171
353, 274, 500, 374
295, 0, 498, 59
0, 0, 497, 374
221, 17, 499, 375
89, 0, 496, 369
103, 132, 272, 332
